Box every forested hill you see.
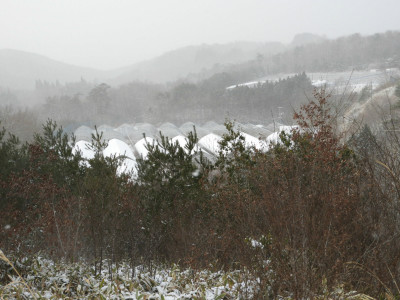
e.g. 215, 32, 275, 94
0, 42, 285, 90
2, 32, 399, 92
111, 41, 285, 84
263, 31, 400, 73
193, 31, 400, 82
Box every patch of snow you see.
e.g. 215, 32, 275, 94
312, 79, 328, 87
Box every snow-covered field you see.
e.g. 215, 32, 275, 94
226, 68, 400, 94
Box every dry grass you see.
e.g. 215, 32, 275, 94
0, 249, 38, 299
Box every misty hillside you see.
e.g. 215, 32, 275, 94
264, 31, 400, 73
111, 41, 285, 84
0, 49, 111, 90
0, 42, 286, 90
290, 32, 327, 47
2, 31, 400, 94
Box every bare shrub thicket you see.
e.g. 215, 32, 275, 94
2, 90, 400, 297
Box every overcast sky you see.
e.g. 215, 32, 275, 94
1, 0, 399, 70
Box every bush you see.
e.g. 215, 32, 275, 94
135, 129, 210, 262
3, 91, 400, 298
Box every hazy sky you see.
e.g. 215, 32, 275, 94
1, 0, 399, 70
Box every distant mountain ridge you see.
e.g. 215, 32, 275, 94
0, 41, 286, 90
0, 49, 114, 90
2, 31, 398, 91
111, 41, 285, 84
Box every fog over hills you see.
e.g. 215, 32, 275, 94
0, 49, 113, 90
0, 41, 287, 90
290, 33, 327, 47
0, 36, 322, 90
1, 31, 399, 93
112, 41, 286, 84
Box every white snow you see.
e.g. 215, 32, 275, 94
103, 139, 138, 177
265, 125, 299, 148
198, 133, 222, 155
1, 256, 263, 299
241, 132, 267, 151
171, 135, 199, 154
226, 80, 266, 90
172, 135, 189, 149
312, 79, 328, 87
73, 139, 138, 176
72, 140, 95, 165
135, 137, 157, 159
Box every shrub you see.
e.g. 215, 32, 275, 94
135, 129, 210, 262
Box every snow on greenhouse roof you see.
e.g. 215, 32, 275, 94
241, 124, 272, 140
72, 140, 95, 160
265, 125, 299, 148
179, 122, 196, 131
172, 135, 188, 149
241, 132, 267, 151
157, 122, 182, 139
198, 133, 222, 156
134, 123, 157, 138
71, 121, 301, 174
97, 124, 114, 132
134, 137, 157, 159
74, 125, 93, 142
202, 121, 227, 136
171, 135, 200, 154
180, 122, 209, 139
103, 139, 137, 177
98, 129, 128, 143
115, 123, 135, 136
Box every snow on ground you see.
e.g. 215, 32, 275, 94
226, 69, 400, 94
226, 80, 265, 89
342, 85, 397, 132
0, 255, 258, 299
0, 254, 370, 299
312, 79, 327, 87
